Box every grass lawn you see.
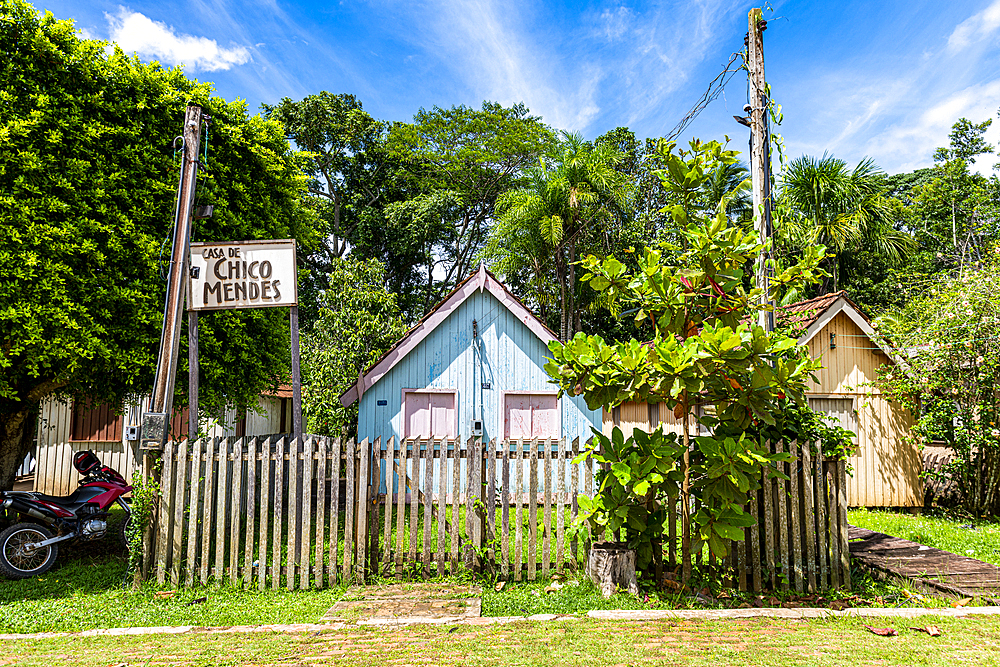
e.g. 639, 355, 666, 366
4, 615, 1000, 666
849, 508, 1000, 567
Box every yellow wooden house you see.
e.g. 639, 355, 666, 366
604, 292, 920, 507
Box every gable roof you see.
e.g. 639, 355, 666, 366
779, 291, 908, 368
339, 265, 558, 408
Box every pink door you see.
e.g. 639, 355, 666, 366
404, 391, 456, 439
504, 394, 558, 439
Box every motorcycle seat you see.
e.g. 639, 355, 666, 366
31, 491, 100, 513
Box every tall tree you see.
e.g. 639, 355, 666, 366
387, 102, 556, 317
261, 92, 402, 322
485, 132, 631, 341
0, 0, 315, 489
779, 154, 913, 291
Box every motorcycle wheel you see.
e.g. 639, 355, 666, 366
0, 522, 58, 579
116, 498, 132, 552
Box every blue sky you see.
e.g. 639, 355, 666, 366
42, 0, 1000, 175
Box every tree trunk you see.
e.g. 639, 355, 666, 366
0, 407, 38, 491
587, 542, 639, 598
681, 406, 691, 584
568, 241, 577, 340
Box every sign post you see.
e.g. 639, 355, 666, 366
187, 239, 302, 440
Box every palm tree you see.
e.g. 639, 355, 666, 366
700, 160, 752, 224
779, 154, 914, 292
484, 132, 631, 340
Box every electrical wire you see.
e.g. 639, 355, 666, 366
665, 51, 745, 142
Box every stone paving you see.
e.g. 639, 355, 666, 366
321, 583, 482, 624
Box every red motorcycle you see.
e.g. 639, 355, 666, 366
0, 451, 132, 579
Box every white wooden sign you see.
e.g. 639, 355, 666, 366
189, 239, 297, 311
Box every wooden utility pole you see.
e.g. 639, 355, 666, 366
747, 9, 774, 331
143, 104, 203, 448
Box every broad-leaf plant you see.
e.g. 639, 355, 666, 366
545, 139, 827, 581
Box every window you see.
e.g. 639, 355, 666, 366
504, 393, 559, 440
403, 390, 457, 439
808, 397, 858, 455
70, 401, 125, 442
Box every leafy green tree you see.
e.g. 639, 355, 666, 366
877, 264, 1000, 516
302, 258, 404, 437
546, 139, 826, 580
261, 92, 403, 322
779, 154, 913, 292
0, 0, 315, 489
387, 102, 556, 317
485, 132, 631, 341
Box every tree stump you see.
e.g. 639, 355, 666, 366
587, 542, 639, 598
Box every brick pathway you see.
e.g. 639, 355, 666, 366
321, 583, 482, 625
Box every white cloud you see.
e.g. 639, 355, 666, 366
948, 0, 1000, 52
106, 8, 251, 72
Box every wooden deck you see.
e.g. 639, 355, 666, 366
849, 526, 1000, 600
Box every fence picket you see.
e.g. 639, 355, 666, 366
528, 438, 538, 581
408, 439, 419, 566
763, 443, 776, 590
826, 461, 840, 589
748, 485, 761, 592
437, 440, 448, 576
542, 438, 552, 577
514, 438, 524, 581
215, 438, 229, 583
381, 438, 394, 569
423, 438, 434, 574
801, 441, 816, 593
272, 437, 285, 590
571, 437, 579, 566
171, 440, 187, 586
329, 437, 341, 585
555, 437, 565, 573
258, 437, 271, 590
155, 440, 173, 585
287, 438, 299, 590
837, 460, 851, 590
244, 437, 257, 586
788, 440, 803, 592
343, 438, 356, 583
229, 438, 243, 586
301, 436, 314, 589
486, 438, 497, 570
201, 438, 218, 586
315, 437, 326, 589
362, 438, 380, 584
396, 438, 407, 577
501, 440, 510, 579
186, 438, 202, 588
450, 440, 460, 574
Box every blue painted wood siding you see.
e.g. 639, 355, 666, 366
358, 289, 599, 446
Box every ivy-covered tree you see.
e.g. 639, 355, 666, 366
545, 139, 826, 580
877, 264, 1000, 516
301, 258, 404, 437
0, 0, 316, 489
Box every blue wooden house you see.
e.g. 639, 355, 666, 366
339, 265, 600, 447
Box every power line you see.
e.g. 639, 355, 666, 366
665, 51, 744, 142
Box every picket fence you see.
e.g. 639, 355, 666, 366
149, 435, 851, 592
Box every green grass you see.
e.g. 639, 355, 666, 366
5, 615, 1000, 666
849, 508, 1000, 567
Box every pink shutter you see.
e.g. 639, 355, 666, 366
505, 394, 532, 440
404, 393, 430, 439
429, 392, 456, 438
530, 394, 559, 439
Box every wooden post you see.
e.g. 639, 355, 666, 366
290, 306, 303, 440
188, 311, 198, 442
747, 7, 774, 331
